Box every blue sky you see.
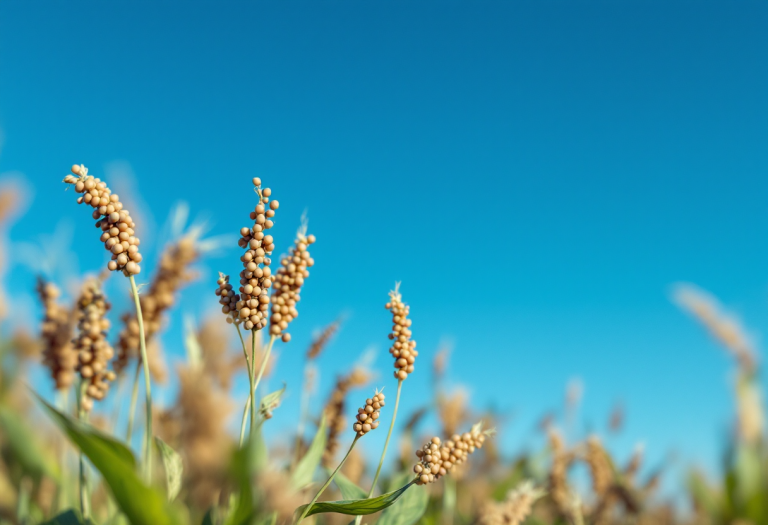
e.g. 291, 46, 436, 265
1, 0, 767, 491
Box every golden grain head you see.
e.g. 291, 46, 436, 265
386, 283, 417, 381
63, 164, 143, 276
352, 389, 385, 436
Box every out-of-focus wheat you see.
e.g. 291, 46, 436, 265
323, 367, 371, 467
478, 480, 545, 525
37, 277, 77, 390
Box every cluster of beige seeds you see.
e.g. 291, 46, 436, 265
235, 178, 279, 331
478, 481, 545, 525
413, 428, 486, 485
114, 236, 199, 374
63, 165, 143, 276
269, 229, 316, 343
73, 278, 116, 412
215, 273, 241, 325
353, 390, 385, 436
386, 285, 417, 380
36, 278, 77, 390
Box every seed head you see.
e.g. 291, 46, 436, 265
386, 283, 417, 380
322, 366, 371, 467
36, 277, 77, 390
478, 480, 545, 525
73, 276, 116, 412
584, 435, 613, 498
215, 273, 241, 325
413, 424, 487, 485
234, 178, 278, 332
306, 317, 342, 360
269, 224, 316, 343
63, 165, 143, 276
352, 389, 385, 436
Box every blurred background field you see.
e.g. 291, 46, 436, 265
0, 1, 767, 524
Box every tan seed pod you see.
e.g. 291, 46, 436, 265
386, 283, 417, 381
270, 223, 315, 343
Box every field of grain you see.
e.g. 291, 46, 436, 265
0, 164, 765, 525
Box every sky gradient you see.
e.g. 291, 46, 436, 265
1, 0, 767, 495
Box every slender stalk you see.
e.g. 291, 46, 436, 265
125, 360, 141, 443
55, 389, 69, 513
16, 476, 31, 525
250, 334, 276, 435
129, 275, 153, 481
296, 436, 360, 524
235, 324, 254, 447
354, 380, 403, 525
76, 381, 90, 521
293, 362, 313, 465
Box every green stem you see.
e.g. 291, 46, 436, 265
129, 275, 153, 481
125, 360, 141, 443
251, 334, 276, 435
235, 324, 254, 447
296, 436, 360, 524
354, 380, 403, 525
55, 390, 69, 514
77, 381, 90, 521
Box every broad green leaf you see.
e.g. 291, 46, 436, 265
0, 405, 60, 481
258, 385, 286, 421
40, 509, 86, 525
377, 472, 428, 525
226, 425, 265, 525
201, 509, 215, 525
35, 394, 182, 525
291, 415, 327, 490
332, 469, 366, 500
296, 478, 417, 517
155, 437, 183, 501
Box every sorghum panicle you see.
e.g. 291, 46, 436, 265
478, 481, 544, 525
322, 367, 370, 467
413, 427, 486, 485
386, 284, 417, 380
269, 227, 316, 343
37, 277, 77, 390
236, 178, 279, 332
114, 236, 200, 374
63, 165, 143, 276
352, 390, 385, 436
74, 277, 116, 412
306, 317, 341, 360
215, 273, 241, 325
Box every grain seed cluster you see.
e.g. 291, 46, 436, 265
63, 165, 143, 276
413, 428, 486, 485
269, 229, 316, 343
37, 278, 77, 390
386, 285, 417, 380
353, 390, 385, 436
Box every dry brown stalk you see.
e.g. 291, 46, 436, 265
63, 165, 143, 276
322, 367, 371, 467
37, 277, 77, 390
306, 317, 342, 360
478, 480, 545, 525
114, 235, 200, 376
547, 429, 576, 518
673, 284, 757, 373
176, 366, 233, 508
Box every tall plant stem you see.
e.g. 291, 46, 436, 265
55, 390, 69, 513
125, 361, 141, 443
235, 324, 254, 447
250, 334, 276, 435
293, 362, 313, 465
76, 381, 90, 521
129, 275, 153, 481
354, 379, 403, 525
296, 436, 360, 524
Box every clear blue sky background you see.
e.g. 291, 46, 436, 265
1, 0, 767, 493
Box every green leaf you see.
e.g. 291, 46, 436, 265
155, 437, 183, 501
258, 384, 286, 421
331, 469, 366, 500
225, 426, 265, 525
291, 415, 327, 490
34, 394, 182, 525
201, 509, 215, 525
40, 509, 94, 525
0, 405, 60, 481
296, 478, 417, 517
377, 472, 428, 525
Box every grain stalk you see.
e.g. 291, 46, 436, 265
129, 275, 153, 480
